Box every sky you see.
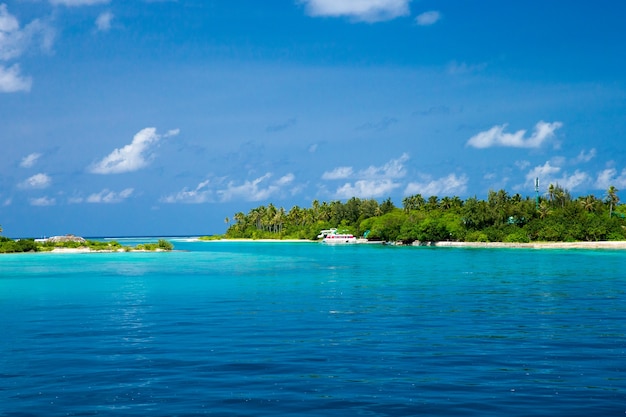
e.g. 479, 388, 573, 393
1, 0, 626, 237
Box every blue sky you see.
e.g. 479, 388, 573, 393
1, 0, 626, 237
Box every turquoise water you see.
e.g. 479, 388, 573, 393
1, 240, 624, 416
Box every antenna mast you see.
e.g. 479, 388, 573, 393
535, 177, 539, 209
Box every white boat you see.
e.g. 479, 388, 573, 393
319, 229, 358, 244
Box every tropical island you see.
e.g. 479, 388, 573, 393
216, 185, 626, 245
0, 232, 174, 254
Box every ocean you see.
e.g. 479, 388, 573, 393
1, 240, 624, 416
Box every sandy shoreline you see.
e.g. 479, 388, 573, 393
48, 248, 168, 253
429, 241, 626, 249
16, 240, 626, 253
198, 238, 626, 249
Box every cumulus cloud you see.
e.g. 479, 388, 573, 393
95, 11, 113, 32
404, 173, 468, 196
574, 148, 596, 164
49, 0, 110, 6
322, 167, 354, 180
467, 121, 563, 149
19, 173, 51, 189
0, 6, 54, 60
361, 153, 409, 179
0, 4, 54, 93
595, 168, 626, 190
525, 160, 590, 191
20, 152, 42, 168
0, 64, 31, 92
415, 10, 441, 26
87, 188, 134, 203
326, 154, 409, 199
299, 0, 411, 22
90, 127, 179, 174
217, 173, 296, 202
161, 180, 213, 204
30, 196, 55, 206
335, 179, 400, 199
163, 173, 298, 204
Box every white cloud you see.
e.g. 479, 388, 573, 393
90, 127, 179, 174
0, 6, 54, 61
49, 0, 110, 6
327, 154, 409, 198
87, 188, 134, 203
322, 166, 353, 180
361, 153, 408, 179
525, 160, 591, 191
95, 11, 113, 32
526, 161, 561, 182
164, 173, 298, 204
217, 173, 295, 202
19, 173, 51, 189
0, 64, 31, 92
30, 196, 55, 206
415, 10, 441, 26
276, 173, 295, 186
0, 4, 19, 33
595, 168, 626, 190
20, 152, 42, 168
299, 0, 411, 22
574, 148, 596, 164
161, 180, 213, 204
404, 173, 468, 196
0, 5, 54, 93
467, 121, 563, 149
335, 179, 400, 199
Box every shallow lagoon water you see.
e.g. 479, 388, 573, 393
1, 240, 624, 416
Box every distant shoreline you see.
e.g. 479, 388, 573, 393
197, 238, 626, 249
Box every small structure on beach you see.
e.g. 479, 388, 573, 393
45, 234, 87, 244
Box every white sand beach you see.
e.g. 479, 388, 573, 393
431, 241, 626, 250
200, 238, 626, 249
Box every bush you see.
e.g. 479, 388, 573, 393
503, 230, 530, 243
465, 231, 488, 242
157, 239, 174, 250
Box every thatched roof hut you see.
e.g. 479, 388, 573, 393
47, 234, 87, 244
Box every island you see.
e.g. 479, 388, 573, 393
0, 233, 174, 254
215, 185, 626, 246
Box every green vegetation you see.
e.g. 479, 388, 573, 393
224, 185, 626, 243
0, 236, 174, 254
0, 237, 39, 253
134, 239, 175, 251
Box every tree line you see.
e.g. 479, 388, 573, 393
223, 185, 626, 243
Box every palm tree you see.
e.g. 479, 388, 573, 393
440, 196, 453, 210
426, 195, 439, 211
579, 195, 597, 213
605, 185, 620, 217
233, 212, 245, 225
538, 201, 551, 219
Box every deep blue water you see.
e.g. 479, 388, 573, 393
1, 240, 624, 416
